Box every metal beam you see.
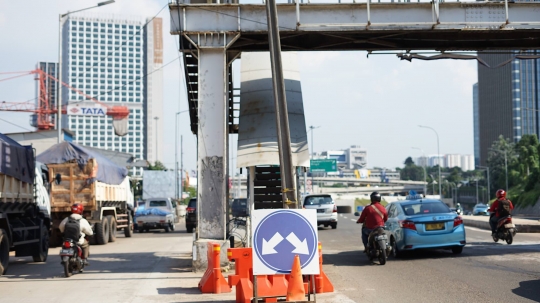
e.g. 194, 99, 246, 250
170, 2, 540, 51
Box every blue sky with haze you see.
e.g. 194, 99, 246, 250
0, 0, 477, 175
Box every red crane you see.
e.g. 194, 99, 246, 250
0, 69, 129, 131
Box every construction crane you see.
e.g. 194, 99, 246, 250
0, 69, 129, 133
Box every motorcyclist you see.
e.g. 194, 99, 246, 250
488, 189, 514, 236
356, 191, 388, 253
59, 203, 93, 265
456, 203, 463, 215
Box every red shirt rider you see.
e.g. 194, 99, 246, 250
489, 189, 514, 217
357, 201, 388, 229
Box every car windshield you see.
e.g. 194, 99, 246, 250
149, 200, 167, 207
188, 199, 197, 208
400, 202, 450, 215
304, 196, 333, 205
476, 204, 488, 208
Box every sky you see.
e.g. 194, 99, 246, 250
0, 0, 477, 175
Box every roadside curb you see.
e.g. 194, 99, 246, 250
463, 217, 540, 233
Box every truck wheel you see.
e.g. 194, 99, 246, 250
107, 216, 117, 243
169, 222, 175, 231
0, 229, 9, 275
32, 222, 49, 262
124, 213, 133, 238
95, 218, 110, 245
164, 225, 170, 233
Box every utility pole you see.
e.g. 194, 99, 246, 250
180, 135, 183, 201
266, 0, 297, 208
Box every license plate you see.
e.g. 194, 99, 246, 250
426, 223, 445, 231
60, 249, 74, 255
505, 223, 515, 228
375, 235, 387, 241
317, 209, 325, 213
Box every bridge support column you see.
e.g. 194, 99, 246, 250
187, 33, 240, 271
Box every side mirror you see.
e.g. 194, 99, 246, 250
55, 173, 62, 185
354, 212, 360, 217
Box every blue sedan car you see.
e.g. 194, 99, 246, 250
472, 204, 490, 216
385, 195, 466, 256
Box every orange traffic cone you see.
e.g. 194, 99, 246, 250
286, 255, 305, 301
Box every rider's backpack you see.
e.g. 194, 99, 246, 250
497, 199, 511, 217
63, 217, 81, 241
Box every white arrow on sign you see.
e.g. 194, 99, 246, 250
286, 232, 309, 255
262, 232, 284, 255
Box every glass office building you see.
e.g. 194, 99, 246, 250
60, 14, 163, 175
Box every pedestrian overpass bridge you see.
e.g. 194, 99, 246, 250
168, 0, 540, 255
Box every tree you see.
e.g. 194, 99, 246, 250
400, 157, 424, 181
516, 134, 539, 177
404, 157, 415, 166
486, 135, 518, 190
147, 160, 167, 171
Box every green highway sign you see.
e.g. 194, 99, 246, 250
310, 159, 337, 172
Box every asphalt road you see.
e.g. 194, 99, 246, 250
319, 213, 540, 303
1, 216, 539, 303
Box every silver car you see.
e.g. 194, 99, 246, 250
302, 194, 338, 229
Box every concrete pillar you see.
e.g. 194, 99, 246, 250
197, 48, 228, 241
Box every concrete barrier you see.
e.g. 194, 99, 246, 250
336, 206, 352, 214
463, 216, 540, 233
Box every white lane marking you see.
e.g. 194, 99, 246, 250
343, 216, 348, 219
350, 219, 356, 222
465, 226, 490, 233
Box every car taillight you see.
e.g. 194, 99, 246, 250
187, 207, 195, 213
63, 241, 71, 248
399, 220, 416, 231
453, 216, 463, 227
159, 220, 166, 223
333, 205, 337, 213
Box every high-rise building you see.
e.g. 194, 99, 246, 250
445, 154, 462, 169
477, 51, 540, 165
461, 154, 475, 171
60, 14, 163, 175
473, 82, 479, 166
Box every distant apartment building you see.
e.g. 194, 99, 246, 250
415, 154, 475, 171
477, 51, 540, 165
317, 145, 368, 170
59, 14, 163, 175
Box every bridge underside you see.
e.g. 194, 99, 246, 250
184, 30, 540, 52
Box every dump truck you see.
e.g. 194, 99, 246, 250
0, 134, 51, 275
37, 142, 134, 246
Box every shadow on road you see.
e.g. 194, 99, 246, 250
3, 251, 193, 280
157, 286, 201, 295
512, 279, 540, 302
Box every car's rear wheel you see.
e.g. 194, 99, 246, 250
331, 222, 337, 229
186, 225, 194, 233
452, 246, 463, 254
390, 237, 400, 258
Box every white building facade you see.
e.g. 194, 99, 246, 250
61, 14, 163, 175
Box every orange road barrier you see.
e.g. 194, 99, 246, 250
198, 242, 231, 294
286, 255, 305, 301
312, 242, 334, 293
227, 247, 312, 303
227, 247, 253, 288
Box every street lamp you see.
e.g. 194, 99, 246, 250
488, 148, 508, 192
419, 125, 442, 199
476, 165, 490, 202
57, 0, 115, 143
308, 125, 321, 193
412, 147, 427, 196
154, 117, 159, 162
175, 110, 189, 200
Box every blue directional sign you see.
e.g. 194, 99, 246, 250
252, 209, 319, 275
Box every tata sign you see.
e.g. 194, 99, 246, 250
67, 105, 107, 116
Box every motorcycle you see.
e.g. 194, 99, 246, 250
59, 238, 86, 277
493, 215, 517, 245
366, 227, 392, 265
